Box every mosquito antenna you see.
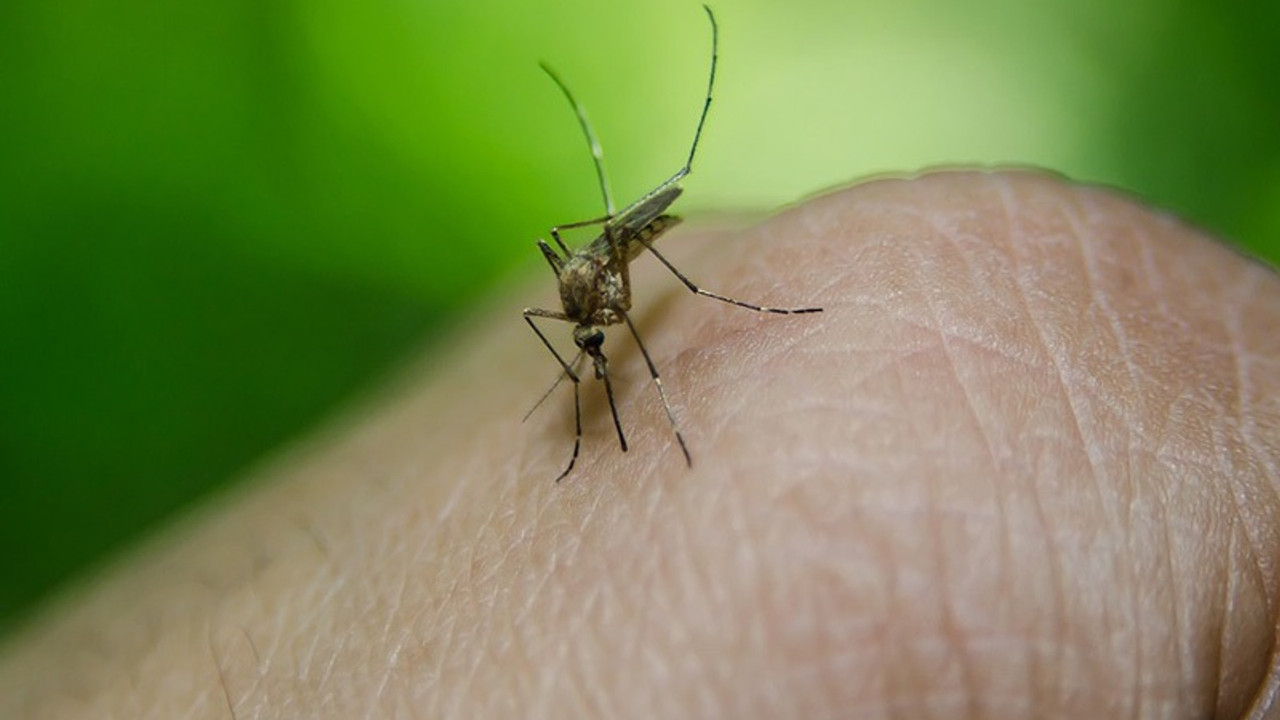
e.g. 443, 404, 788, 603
523, 351, 584, 423
683, 5, 718, 174
539, 62, 616, 216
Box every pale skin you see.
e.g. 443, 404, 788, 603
2, 170, 1279, 719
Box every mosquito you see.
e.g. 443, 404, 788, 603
523, 5, 822, 482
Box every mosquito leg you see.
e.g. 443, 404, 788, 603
593, 351, 629, 453
537, 239, 563, 276
556, 377, 583, 483
550, 214, 613, 255
523, 310, 586, 480
637, 238, 823, 314
523, 351, 583, 422
552, 214, 614, 232
621, 310, 692, 467
523, 310, 578, 372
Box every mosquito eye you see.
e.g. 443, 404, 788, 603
581, 330, 605, 348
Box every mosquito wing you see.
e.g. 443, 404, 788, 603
580, 185, 685, 259
614, 185, 683, 236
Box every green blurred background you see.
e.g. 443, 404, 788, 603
1, 0, 1277, 634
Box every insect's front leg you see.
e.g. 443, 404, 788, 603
537, 240, 564, 277
549, 213, 613, 256
523, 308, 584, 481
523, 308, 577, 379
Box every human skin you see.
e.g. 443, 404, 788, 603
1, 170, 1278, 719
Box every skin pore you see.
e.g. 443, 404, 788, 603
2, 170, 1278, 719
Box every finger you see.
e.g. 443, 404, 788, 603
4, 171, 1278, 720
605, 169, 1280, 719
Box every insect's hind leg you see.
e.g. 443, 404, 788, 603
621, 310, 692, 468
555, 378, 583, 482
636, 237, 823, 314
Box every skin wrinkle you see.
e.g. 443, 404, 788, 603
613, 566, 651, 714
366, 596, 409, 714
1228, 266, 1280, 550
881, 350, 931, 720
1126, 479, 1154, 717
492, 528, 547, 700
293, 515, 334, 565
680, 346, 761, 452
855, 299, 1044, 374
312, 630, 350, 709
1244, 556, 1280, 720
212, 647, 240, 720
765, 487, 842, 717
869, 496, 900, 720
1168, 437, 1231, 706
1073, 368, 1163, 454
1212, 417, 1272, 628
1214, 519, 1238, 715
1132, 214, 1176, 327
1228, 263, 1280, 717
1057, 194, 1142, 707
994, 177, 1076, 712
1070, 194, 1147, 397
1059, 191, 1153, 718
664, 496, 716, 701
919, 211, 1027, 572
247, 526, 358, 700
293, 620, 330, 686
742, 419, 869, 715
296, 587, 347, 686
1126, 194, 1274, 712
926, 449, 983, 720
421, 538, 475, 716
1042, 191, 1129, 528
208, 627, 255, 719
581, 484, 675, 707
907, 228, 987, 718
1154, 435, 1189, 715
507, 533, 561, 632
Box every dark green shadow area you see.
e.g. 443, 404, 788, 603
0, 194, 438, 633
1102, 2, 1280, 255
0, 0, 505, 630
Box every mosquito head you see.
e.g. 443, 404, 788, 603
573, 325, 605, 352
572, 325, 609, 379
